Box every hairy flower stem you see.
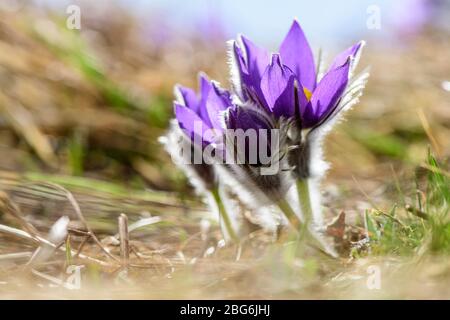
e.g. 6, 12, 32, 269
278, 183, 338, 259
296, 179, 313, 226
210, 187, 239, 243
277, 198, 302, 229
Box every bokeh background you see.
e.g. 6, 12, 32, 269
0, 0, 449, 299
1, 0, 449, 191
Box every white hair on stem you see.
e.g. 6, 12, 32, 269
214, 161, 290, 231
226, 39, 245, 104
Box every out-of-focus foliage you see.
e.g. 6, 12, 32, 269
0, 2, 449, 192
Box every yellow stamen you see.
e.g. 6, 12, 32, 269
303, 87, 312, 101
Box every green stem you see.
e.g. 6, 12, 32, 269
277, 194, 337, 258
211, 187, 239, 243
277, 198, 312, 253
296, 178, 338, 258
277, 197, 316, 252
277, 198, 302, 230
297, 179, 313, 225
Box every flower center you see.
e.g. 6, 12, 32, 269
303, 87, 312, 101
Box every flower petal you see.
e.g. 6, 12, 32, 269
225, 106, 272, 132
240, 35, 269, 80
328, 41, 364, 71
224, 106, 273, 164
235, 36, 271, 109
175, 85, 199, 111
260, 54, 296, 118
205, 82, 232, 132
196, 73, 213, 127
174, 103, 214, 146
307, 59, 351, 127
295, 82, 311, 123
279, 20, 316, 91
230, 41, 248, 100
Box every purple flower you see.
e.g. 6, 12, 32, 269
165, 75, 242, 243
224, 105, 274, 166
223, 104, 292, 204
165, 73, 233, 192
174, 73, 232, 148
225, 106, 273, 134
231, 20, 364, 129
164, 19, 369, 244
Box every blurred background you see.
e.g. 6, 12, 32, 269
0, 0, 449, 204
0, 0, 450, 202
0, 0, 449, 299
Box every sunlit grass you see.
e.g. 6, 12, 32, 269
365, 151, 449, 256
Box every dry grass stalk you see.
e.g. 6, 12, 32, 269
0, 191, 39, 236
34, 182, 121, 263
0, 252, 32, 262
118, 213, 130, 268
0, 223, 112, 267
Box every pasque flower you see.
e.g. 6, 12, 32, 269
162, 74, 239, 242
164, 19, 369, 255
231, 19, 364, 129
174, 73, 231, 149
222, 104, 294, 215
229, 19, 368, 232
